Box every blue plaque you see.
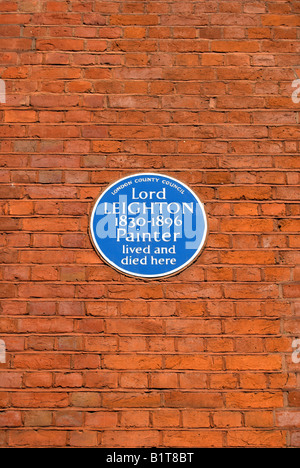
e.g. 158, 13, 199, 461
89, 173, 208, 278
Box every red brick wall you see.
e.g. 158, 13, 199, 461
0, 0, 299, 448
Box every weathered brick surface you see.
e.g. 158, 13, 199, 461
0, 0, 299, 448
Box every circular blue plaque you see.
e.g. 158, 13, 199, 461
89, 173, 208, 278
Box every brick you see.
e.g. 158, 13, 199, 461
276, 411, 300, 428
290, 433, 300, 447
107, 285, 163, 300
180, 373, 207, 389
225, 318, 280, 335
288, 392, 300, 407
0, 38, 32, 50
163, 430, 223, 448
224, 284, 279, 299
177, 337, 204, 353
227, 430, 286, 448
14, 354, 70, 370
283, 284, 300, 298
102, 430, 159, 448
102, 392, 161, 409
70, 392, 101, 408
102, 355, 162, 370
5, 110, 37, 123
0, 1, 297, 449
36, 38, 84, 51
225, 355, 282, 371
164, 284, 222, 299
165, 319, 221, 334
8, 430, 67, 447
121, 410, 150, 427
152, 409, 180, 428
0, 372, 22, 388
17, 284, 75, 298
182, 410, 210, 428
165, 355, 222, 371
84, 371, 117, 388
164, 392, 223, 408
55, 373, 83, 388
150, 372, 177, 389
85, 411, 117, 428
119, 372, 148, 388
245, 411, 273, 428
110, 15, 158, 25
226, 392, 283, 409
23, 411, 52, 427
219, 186, 272, 200
221, 250, 275, 265
11, 392, 68, 408
84, 336, 117, 352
